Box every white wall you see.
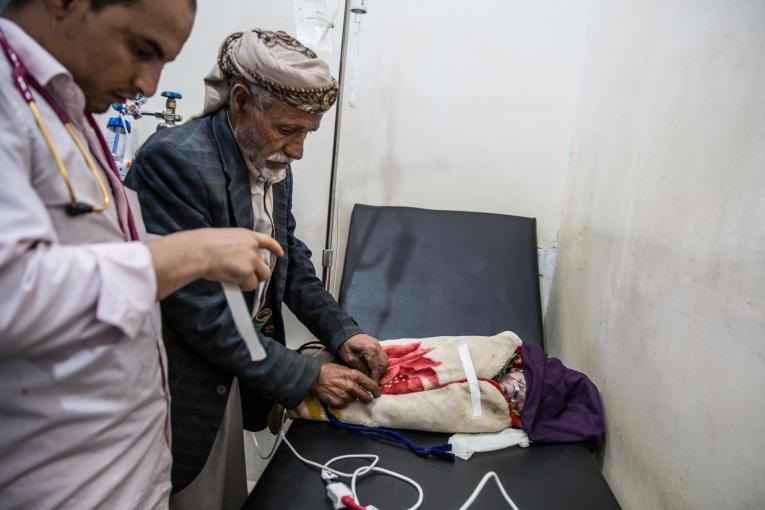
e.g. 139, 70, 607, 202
329, 0, 592, 296
545, 0, 765, 508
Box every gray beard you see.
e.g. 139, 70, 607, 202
230, 115, 288, 184
250, 162, 287, 184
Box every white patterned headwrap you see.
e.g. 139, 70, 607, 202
201, 28, 338, 116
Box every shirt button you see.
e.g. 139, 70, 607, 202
216, 385, 227, 395
257, 176, 266, 184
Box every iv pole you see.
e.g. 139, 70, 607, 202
321, 0, 366, 292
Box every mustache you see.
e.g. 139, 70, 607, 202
267, 152, 293, 164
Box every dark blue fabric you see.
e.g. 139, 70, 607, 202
125, 107, 364, 491
321, 403, 454, 462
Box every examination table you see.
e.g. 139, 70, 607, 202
244, 205, 620, 509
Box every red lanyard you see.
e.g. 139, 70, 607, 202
0, 27, 138, 241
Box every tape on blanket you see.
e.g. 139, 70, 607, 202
458, 343, 483, 418
222, 283, 267, 361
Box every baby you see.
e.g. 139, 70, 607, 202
293, 331, 604, 451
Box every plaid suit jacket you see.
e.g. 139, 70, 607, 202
125, 107, 363, 491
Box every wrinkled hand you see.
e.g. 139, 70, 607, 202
337, 334, 388, 382
310, 362, 381, 408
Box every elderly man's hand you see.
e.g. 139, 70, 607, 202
310, 363, 381, 408
337, 334, 389, 382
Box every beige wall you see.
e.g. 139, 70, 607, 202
546, 0, 765, 508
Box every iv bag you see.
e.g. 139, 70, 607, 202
294, 0, 338, 54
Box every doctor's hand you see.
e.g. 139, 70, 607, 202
197, 228, 283, 287
148, 228, 283, 300
337, 334, 389, 382
310, 363, 381, 408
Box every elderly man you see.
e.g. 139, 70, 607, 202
0, 2, 283, 509
126, 29, 388, 508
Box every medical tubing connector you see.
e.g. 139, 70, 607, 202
281, 427, 424, 510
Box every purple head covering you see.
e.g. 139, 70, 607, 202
521, 344, 605, 451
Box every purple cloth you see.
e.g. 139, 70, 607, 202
521, 344, 605, 451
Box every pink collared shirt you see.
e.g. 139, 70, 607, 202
0, 19, 172, 509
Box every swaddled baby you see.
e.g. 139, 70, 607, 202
292, 331, 604, 451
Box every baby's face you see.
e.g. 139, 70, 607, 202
498, 371, 527, 409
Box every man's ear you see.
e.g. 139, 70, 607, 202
45, 0, 86, 19
230, 84, 252, 116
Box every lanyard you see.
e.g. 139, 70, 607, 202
0, 27, 138, 241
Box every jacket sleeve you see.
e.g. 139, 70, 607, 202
282, 170, 365, 355
127, 142, 320, 408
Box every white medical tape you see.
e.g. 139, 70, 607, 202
222, 282, 267, 361
458, 343, 482, 418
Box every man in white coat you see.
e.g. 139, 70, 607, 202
0, 1, 282, 508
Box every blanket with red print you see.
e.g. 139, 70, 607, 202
291, 331, 522, 433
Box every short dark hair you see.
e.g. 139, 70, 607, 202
4, 0, 196, 13
91, 0, 140, 10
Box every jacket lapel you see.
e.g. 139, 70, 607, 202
271, 172, 289, 305
272, 176, 288, 252
210, 108, 256, 310
210, 108, 253, 231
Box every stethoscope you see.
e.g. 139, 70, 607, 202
0, 27, 131, 225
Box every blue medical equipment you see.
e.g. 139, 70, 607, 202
106, 116, 132, 180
